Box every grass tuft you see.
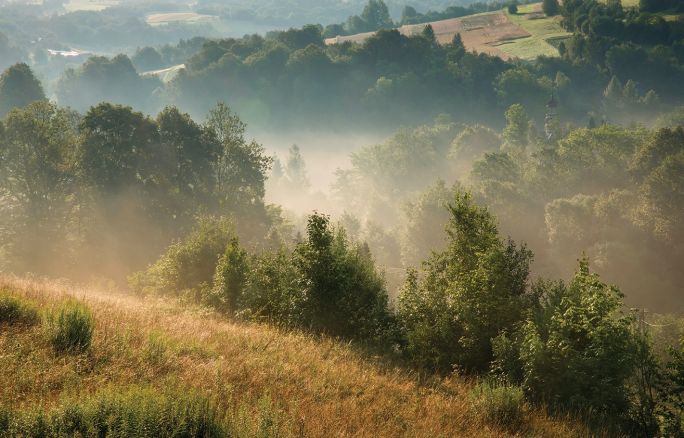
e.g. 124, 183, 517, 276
469, 379, 527, 432
0, 292, 39, 326
44, 299, 94, 354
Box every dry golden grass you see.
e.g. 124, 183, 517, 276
0, 276, 594, 437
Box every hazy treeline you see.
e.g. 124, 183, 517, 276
326, 105, 684, 313
31, 2, 683, 132
2, 0, 684, 133
0, 96, 283, 280
130, 187, 684, 436
2, 61, 684, 311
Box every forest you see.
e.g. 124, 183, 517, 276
0, 0, 683, 437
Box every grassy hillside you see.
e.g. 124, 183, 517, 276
326, 3, 571, 61
502, 3, 572, 60
0, 276, 594, 437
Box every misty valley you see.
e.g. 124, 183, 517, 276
0, 0, 684, 436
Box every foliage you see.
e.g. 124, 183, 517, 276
239, 247, 303, 325
0, 100, 274, 280
502, 103, 531, 154
294, 213, 396, 341
0, 63, 45, 117
0, 292, 38, 326
55, 55, 161, 113
0, 387, 224, 437
0, 101, 76, 275
45, 299, 94, 354
398, 191, 533, 373
659, 342, 684, 435
494, 259, 640, 421
130, 217, 236, 298
401, 180, 457, 266
543, 0, 560, 16
210, 237, 249, 313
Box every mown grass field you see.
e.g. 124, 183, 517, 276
146, 12, 217, 26
0, 276, 595, 437
502, 3, 572, 60
63, 0, 118, 12
142, 63, 186, 82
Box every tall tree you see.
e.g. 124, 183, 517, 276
502, 103, 531, 155
542, 0, 560, 16
205, 102, 272, 213
360, 0, 393, 31
0, 101, 75, 273
398, 192, 533, 372
0, 63, 45, 118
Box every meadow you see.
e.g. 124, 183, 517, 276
0, 276, 593, 437
146, 12, 217, 26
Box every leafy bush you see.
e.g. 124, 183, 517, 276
210, 237, 249, 313
469, 380, 527, 432
130, 217, 236, 298
658, 342, 684, 436
239, 248, 304, 326
0, 387, 225, 437
294, 213, 396, 342
494, 259, 640, 420
398, 191, 533, 373
0, 293, 39, 326
45, 299, 94, 354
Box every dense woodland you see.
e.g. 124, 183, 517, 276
1, 0, 684, 436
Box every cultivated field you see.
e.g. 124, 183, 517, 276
325, 4, 572, 61
327, 11, 531, 60
0, 276, 593, 437
502, 3, 571, 59
63, 0, 118, 12
146, 12, 217, 26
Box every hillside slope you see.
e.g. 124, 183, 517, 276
0, 276, 593, 437
325, 3, 571, 61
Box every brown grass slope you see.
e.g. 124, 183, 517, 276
0, 276, 594, 437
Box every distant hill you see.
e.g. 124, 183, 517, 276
326, 2, 571, 61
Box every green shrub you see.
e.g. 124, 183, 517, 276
469, 380, 526, 432
239, 248, 304, 326
45, 299, 94, 353
130, 216, 236, 298
398, 192, 533, 372
294, 213, 396, 342
494, 259, 640, 420
0, 387, 225, 437
210, 237, 249, 313
0, 293, 39, 326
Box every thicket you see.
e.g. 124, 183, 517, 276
132, 213, 395, 343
